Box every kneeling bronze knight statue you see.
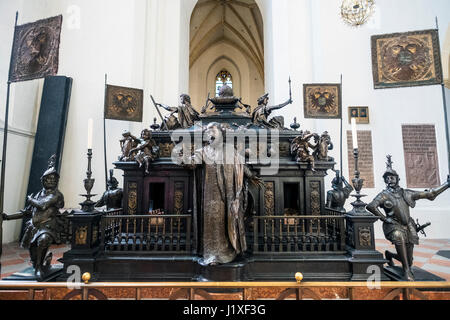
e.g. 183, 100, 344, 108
367, 155, 449, 281
2, 155, 65, 281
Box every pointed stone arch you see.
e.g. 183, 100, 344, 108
188, 0, 265, 110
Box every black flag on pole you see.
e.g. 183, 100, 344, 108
9, 15, 63, 83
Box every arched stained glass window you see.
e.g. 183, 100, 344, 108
215, 70, 233, 96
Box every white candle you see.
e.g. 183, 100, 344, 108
351, 117, 358, 149
87, 118, 93, 149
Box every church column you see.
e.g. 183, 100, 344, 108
143, 0, 186, 126
265, 0, 315, 130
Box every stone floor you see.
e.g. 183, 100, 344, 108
1, 239, 449, 281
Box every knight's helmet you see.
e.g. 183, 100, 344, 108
332, 170, 343, 188
107, 169, 119, 189
257, 93, 269, 105
41, 155, 59, 180
382, 155, 399, 180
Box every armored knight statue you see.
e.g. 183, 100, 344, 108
130, 128, 160, 174
189, 122, 263, 266
119, 130, 139, 161
251, 93, 292, 129
290, 130, 319, 171
366, 155, 450, 281
95, 169, 123, 210
158, 94, 200, 129
326, 170, 353, 213
2, 156, 64, 281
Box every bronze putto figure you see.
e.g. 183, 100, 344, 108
291, 130, 319, 171
119, 130, 139, 161
130, 129, 159, 174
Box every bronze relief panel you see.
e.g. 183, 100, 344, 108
128, 182, 138, 215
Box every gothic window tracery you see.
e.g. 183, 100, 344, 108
215, 70, 233, 96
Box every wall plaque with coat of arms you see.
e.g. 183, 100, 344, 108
371, 29, 443, 89
303, 84, 342, 119
105, 85, 144, 122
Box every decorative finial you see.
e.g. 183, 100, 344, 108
295, 272, 303, 284
290, 117, 300, 131
150, 117, 160, 131
48, 154, 57, 169
82, 272, 91, 284
386, 155, 393, 170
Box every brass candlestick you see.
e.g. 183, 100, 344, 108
80, 148, 97, 212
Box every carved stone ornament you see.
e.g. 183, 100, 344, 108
92, 225, 99, 243
9, 15, 63, 82
310, 182, 321, 215
75, 226, 88, 245
128, 182, 138, 215
159, 142, 175, 158
174, 183, 184, 215
264, 182, 275, 215
358, 226, 371, 247
347, 223, 355, 247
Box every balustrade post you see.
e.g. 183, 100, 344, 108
253, 216, 258, 253
60, 209, 103, 282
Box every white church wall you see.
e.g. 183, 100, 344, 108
0, 0, 449, 243
0, 0, 51, 243
307, 0, 450, 239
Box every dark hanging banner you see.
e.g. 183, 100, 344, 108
9, 15, 63, 83
104, 84, 144, 122
20, 75, 72, 236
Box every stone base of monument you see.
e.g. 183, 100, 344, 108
196, 257, 250, 282
384, 265, 445, 282
3, 264, 63, 282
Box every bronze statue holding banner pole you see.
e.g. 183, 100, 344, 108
150, 95, 169, 131
251, 78, 293, 129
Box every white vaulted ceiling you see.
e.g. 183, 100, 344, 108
190, 0, 264, 79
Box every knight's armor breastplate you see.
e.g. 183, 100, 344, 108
384, 190, 410, 225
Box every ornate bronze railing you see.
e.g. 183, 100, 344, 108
100, 213, 191, 253
252, 214, 346, 253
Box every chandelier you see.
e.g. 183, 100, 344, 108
340, 0, 375, 27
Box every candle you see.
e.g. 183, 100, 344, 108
87, 118, 93, 149
351, 117, 358, 149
